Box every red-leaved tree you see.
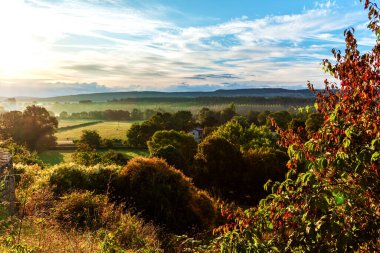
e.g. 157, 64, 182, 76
214, 1, 380, 252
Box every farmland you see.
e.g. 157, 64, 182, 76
58, 119, 101, 128
46, 101, 294, 115
55, 120, 137, 141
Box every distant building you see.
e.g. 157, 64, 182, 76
189, 127, 203, 142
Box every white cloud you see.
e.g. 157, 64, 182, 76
0, 0, 374, 96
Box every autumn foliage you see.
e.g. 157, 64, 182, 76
215, 1, 380, 252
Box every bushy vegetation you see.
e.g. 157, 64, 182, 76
126, 111, 195, 148
193, 135, 245, 199
2, 2, 379, 252
116, 157, 217, 233
72, 148, 129, 166
148, 130, 197, 173
193, 133, 288, 204
53, 191, 109, 229
214, 2, 380, 252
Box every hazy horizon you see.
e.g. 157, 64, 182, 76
0, 0, 375, 97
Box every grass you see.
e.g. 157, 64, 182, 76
55, 121, 136, 141
58, 119, 100, 128
38, 148, 149, 165
46, 101, 298, 115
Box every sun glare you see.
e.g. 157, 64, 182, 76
0, 1, 52, 78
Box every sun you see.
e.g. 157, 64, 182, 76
0, 1, 52, 79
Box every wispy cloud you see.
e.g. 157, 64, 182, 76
0, 0, 375, 96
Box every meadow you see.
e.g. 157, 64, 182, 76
58, 119, 101, 128
34, 119, 146, 165
55, 121, 137, 141
44, 101, 301, 115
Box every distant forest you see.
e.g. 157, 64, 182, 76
107, 96, 314, 105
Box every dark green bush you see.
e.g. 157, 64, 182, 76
0, 140, 44, 167
101, 150, 129, 166
71, 150, 102, 166
78, 130, 101, 148
193, 135, 245, 199
241, 147, 288, 203
147, 130, 197, 167
87, 166, 120, 194
116, 157, 217, 233
52, 191, 108, 229
150, 145, 186, 173
48, 164, 121, 195
49, 165, 89, 195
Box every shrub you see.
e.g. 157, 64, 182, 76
150, 145, 187, 173
101, 212, 162, 252
86, 165, 120, 194
48, 164, 121, 195
49, 164, 89, 195
72, 150, 101, 166
0, 140, 44, 166
193, 135, 245, 198
147, 130, 197, 167
241, 147, 288, 204
117, 157, 217, 233
101, 150, 129, 166
79, 130, 101, 148
52, 191, 109, 229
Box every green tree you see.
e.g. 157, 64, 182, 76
147, 130, 197, 168
59, 111, 68, 119
126, 122, 159, 148
0, 106, 58, 150
172, 111, 194, 131
79, 130, 101, 148
266, 110, 292, 130
150, 144, 186, 172
193, 135, 245, 199
219, 103, 236, 123
305, 112, 324, 133
231, 115, 249, 128
257, 110, 270, 126
241, 147, 288, 204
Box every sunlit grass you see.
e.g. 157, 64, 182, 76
55, 121, 137, 141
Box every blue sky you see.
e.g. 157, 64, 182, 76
0, 0, 375, 97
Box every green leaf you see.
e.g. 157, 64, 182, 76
343, 138, 351, 148
371, 152, 379, 162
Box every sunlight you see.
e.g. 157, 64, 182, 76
0, 1, 52, 78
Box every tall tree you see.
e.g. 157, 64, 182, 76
0, 106, 58, 151
216, 2, 380, 251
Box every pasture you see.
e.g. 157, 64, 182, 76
38, 148, 148, 165
45, 101, 300, 115
55, 120, 137, 141
58, 119, 100, 128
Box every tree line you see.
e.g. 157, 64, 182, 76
108, 96, 315, 106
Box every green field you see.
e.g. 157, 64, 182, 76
38, 148, 149, 165
58, 119, 101, 128
44, 102, 296, 115
55, 121, 136, 141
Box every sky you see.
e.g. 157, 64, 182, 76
0, 0, 376, 97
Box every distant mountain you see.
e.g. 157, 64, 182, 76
31, 88, 315, 102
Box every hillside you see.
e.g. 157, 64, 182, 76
31, 88, 314, 102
